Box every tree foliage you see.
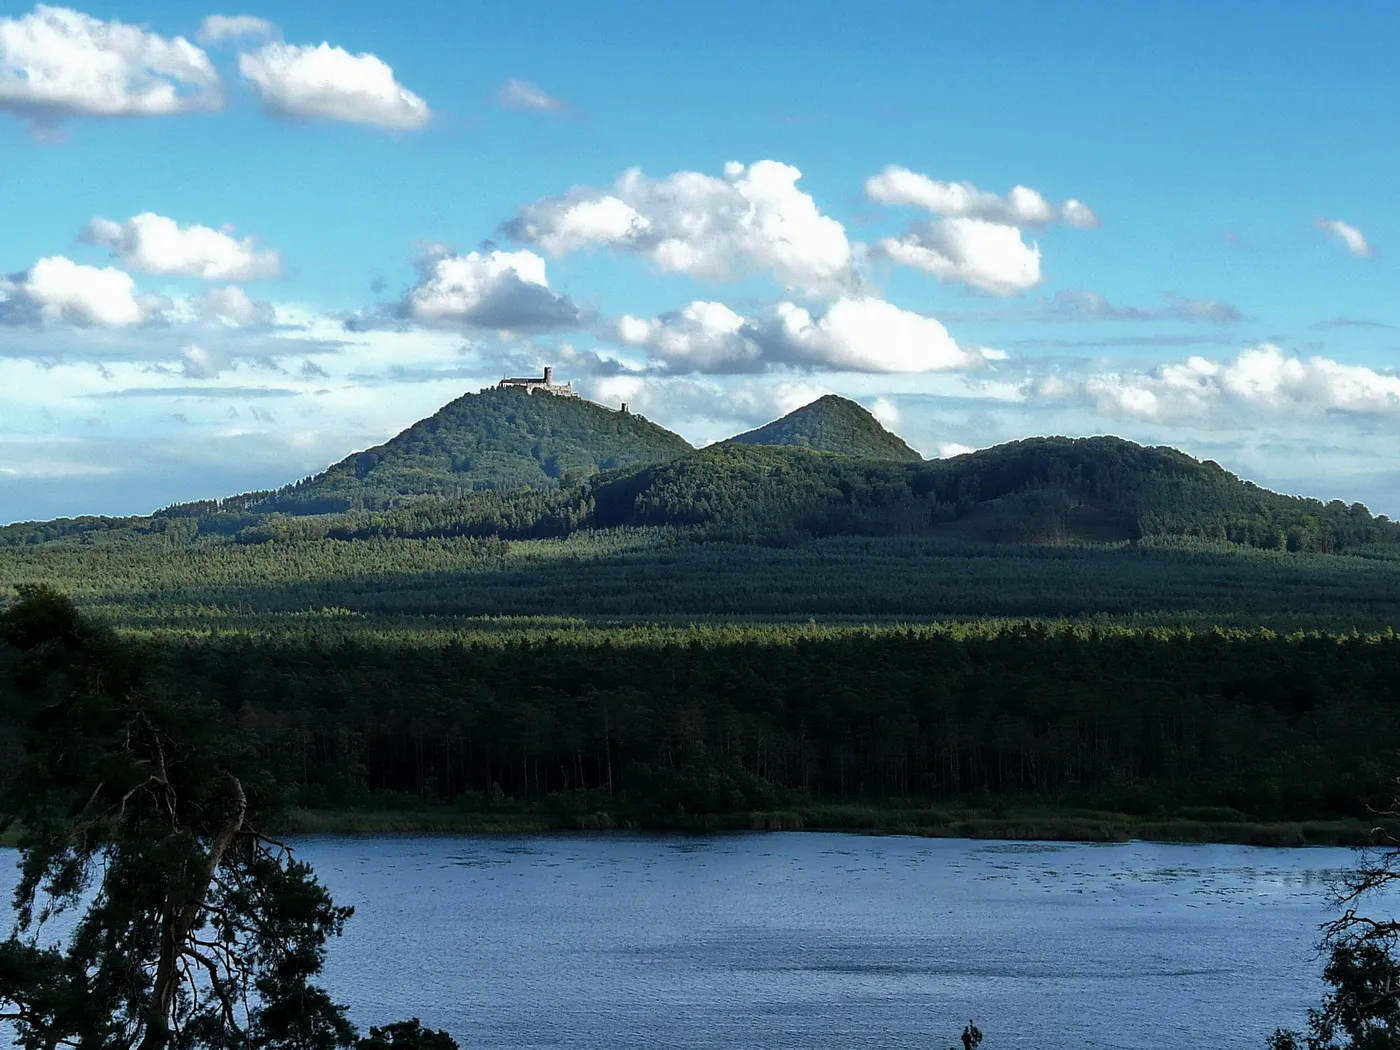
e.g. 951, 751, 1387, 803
99, 622, 1400, 824
0, 586, 358, 1050
727, 394, 923, 460
1269, 810, 1400, 1049
354, 1020, 458, 1050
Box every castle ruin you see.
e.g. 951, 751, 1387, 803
497, 366, 578, 397
495, 368, 636, 414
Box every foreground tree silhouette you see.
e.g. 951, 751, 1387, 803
0, 586, 456, 1050
1269, 805, 1400, 1049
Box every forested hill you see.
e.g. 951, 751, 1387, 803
212, 388, 695, 515
3, 407, 1396, 555
574, 436, 1397, 549
208, 434, 1398, 554
728, 394, 923, 460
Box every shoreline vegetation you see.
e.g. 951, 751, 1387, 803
269, 803, 1397, 848
4, 612, 1395, 844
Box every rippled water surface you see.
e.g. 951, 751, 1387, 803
277, 833, 1358, 1050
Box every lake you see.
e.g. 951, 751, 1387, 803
286, 833, 1358, 1050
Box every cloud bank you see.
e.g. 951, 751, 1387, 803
866, 166, 1096, 296
0, 4, 220, 121
404, 249, 582, 331
238, 41, 430, 131
1036, 344, 1400, 423
82, 213, 283, 281
610, 296, 992, 374
504, 160, 856, 293
0, 256, 154, 326
866, 167, 1098, 228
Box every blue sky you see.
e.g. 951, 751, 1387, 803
2, 0, 1399, 523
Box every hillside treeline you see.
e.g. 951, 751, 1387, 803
164, 437, 1400, 552
128, 626, 1399, 821
7, 527, 1400, 634
5, 436, 1395, 554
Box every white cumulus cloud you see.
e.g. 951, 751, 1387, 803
611, 296, 989, 375
405, 249, 581, 331
865, 167, 1097, 228
0, 256, 152, 327
612, 301, 756, 373
82, 213, 283, 281
519, 196, 647, 256
865, 166, 1096, 295
1036, 344, 1400, 423
758, 297, 988, 373
238, 41, 429, 131
197, 14, 277, 45
0, 4, 220, 121
1317, 218, 1373, 258
876, 218, 1043, 297
504, 160, 856, 293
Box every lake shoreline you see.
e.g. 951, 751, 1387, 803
269, 805, 1386, 848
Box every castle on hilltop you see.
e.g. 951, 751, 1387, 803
497, 366, 578, 397
495, 367, 632, 413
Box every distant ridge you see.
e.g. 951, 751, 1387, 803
237, 384, 694, 514
196, 433, 1397, 553
5, 388, 1397, 562
566, 434, 1399, 549
728, 395, 923, 461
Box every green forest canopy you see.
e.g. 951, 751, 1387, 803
193, 386, 696, 515
727, 394, 923, 460
4, 434, 1394, 556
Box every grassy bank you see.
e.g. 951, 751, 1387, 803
269, 803, 1393, 848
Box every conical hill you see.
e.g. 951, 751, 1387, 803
251, 386, 694, 513
728, 395, 923, 460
